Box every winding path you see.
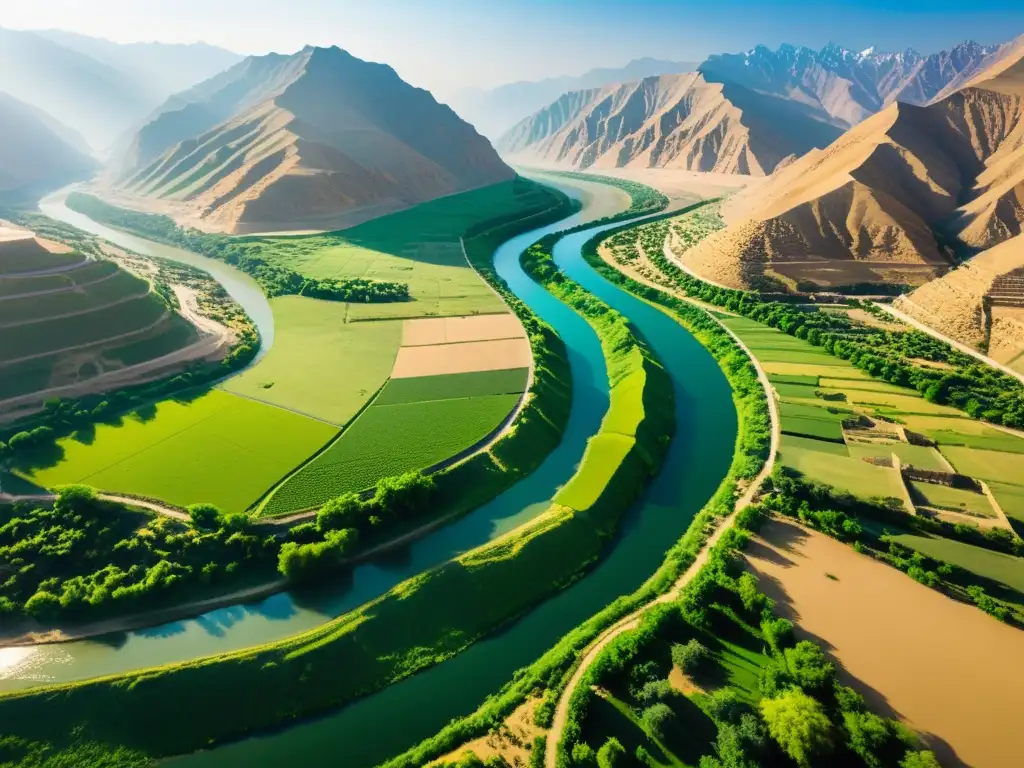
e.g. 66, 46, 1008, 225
543, 238, 781, 768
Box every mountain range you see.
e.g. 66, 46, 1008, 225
678, 37, 1024, 295
0, 92, 96, 197
450, 57, 698, 140
110, 46, 514, 235
499, 39, 1006, 176
0, 28, 240, 154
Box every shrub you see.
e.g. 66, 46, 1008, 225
636, 679, 674, 706
703, 687, 747, 724
784, 641, 835, 693
317, 493, 365, 531
641, 703, 675, 741
760, 689, 834, 768
571, 741, 596, 766
528, 735, 545, 768
187, 503, 222, 530
596, 737, 625, 768
843, 710, 894, 768
701, 713, 768, 768
671, 638, 711, 674
901, 750, 942, 768
760, 617, 794, 653
737, 572, 764, 613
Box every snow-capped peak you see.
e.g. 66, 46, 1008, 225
859, 46, 875, 58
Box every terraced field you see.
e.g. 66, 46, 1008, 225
0, 235, 198, 404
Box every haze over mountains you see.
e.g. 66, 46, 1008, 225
112, 46, 515, 234
678, 37, 1024, 294
451, 58, 698, 140
0, 28, 240, 154
499, 39, 1006, 176
0, 92, 96, 197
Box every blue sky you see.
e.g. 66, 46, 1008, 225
5, 0, 1024, 97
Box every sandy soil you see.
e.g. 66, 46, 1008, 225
0, 222, 32, 241
745, 518, 1024, 768
402, 314, 525, 347
431, 699, 543, 767
391, 337, 532, 378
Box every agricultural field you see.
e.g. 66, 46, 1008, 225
939, 445, 1024, 483
847, 441, 949, 471
20, 390, 336, 512
778, 433, 906, 500
0, 235, 199, 405
374, 368, 528, 406
908, 480, 995, 517
221, 296, 404, 425
889, 534, 1024, 606
259, 392, 521, 515
746, 519, 1024, 768
237, 182, 540, 321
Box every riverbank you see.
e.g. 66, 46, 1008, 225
381, 205, 772, 768
0, 227, 676, 768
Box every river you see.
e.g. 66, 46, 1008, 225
2, 181, 737, 767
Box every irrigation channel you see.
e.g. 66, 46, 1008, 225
2, 181, 738, 767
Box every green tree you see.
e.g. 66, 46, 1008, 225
760, 617, 793, 653
671, 638, 711, 674
641, 703, 675, 741
900, 750, 941, 768
737, 572, 763, 613
843, 710, 892, 768
188, 503, 222, 530
784, 641, 835, 692
704, 687, 747, 724
317, 493, 364, 531
571, 742, 596, 766
760, 689, 834, 767
596, 737, 625, 768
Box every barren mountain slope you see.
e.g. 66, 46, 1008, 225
894, 234, 1024, 368
451, 57, 698, 139
113, 46, 513, 234
497, 73, 842, 175
680, 46, 1024, 291
0, 92, 96, 195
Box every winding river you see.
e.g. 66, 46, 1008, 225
2, 181, 737, 767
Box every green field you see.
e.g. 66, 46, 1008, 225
772, 380, 820, 398
22, 390, 336, 512
778, 401, 845, 442
779, 433, 905, 500
259, 394, 520, 515
221, 296, 403, 425
374, 368, 529, 406
939, 445, 1024, 484
891, 534, 1024, 601
239, 182, 544, 321
909, 480, 994, 517
989, 481, 1024, 527
847, 441, 948, 471
768, 373, 818, 386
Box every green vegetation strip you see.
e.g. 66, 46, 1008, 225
374, 368, 530, 406
0, 208, 675, 765
382, 204, 771, 768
